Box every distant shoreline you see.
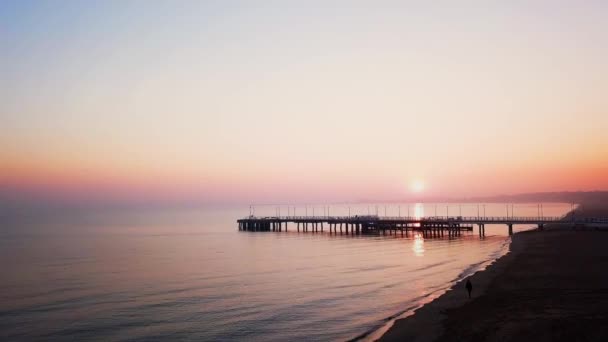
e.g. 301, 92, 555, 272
377, 202, 608, 341
353, 191, 608, 206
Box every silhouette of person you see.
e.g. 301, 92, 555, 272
465, 278, 472, 298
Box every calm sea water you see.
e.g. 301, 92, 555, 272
1, 203, 570, 341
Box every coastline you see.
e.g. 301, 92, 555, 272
378, 202, 608, 341
376, 230, 525, 342
360, 234, 512, 342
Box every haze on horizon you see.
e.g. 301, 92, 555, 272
2, 1, 608, 206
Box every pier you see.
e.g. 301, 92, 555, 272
237, 215, 576, 237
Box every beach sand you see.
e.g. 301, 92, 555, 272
379, 203, 608, 342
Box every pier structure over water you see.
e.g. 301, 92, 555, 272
237, 215, 573, 237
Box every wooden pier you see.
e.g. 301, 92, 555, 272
237, 215, 572, 237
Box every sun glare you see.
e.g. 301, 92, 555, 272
410, 180, 425, 193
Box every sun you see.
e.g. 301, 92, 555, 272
410, 179, 425, 193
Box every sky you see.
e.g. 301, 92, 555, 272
1, 1, 608, 207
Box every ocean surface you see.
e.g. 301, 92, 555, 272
1, 203, 571, 341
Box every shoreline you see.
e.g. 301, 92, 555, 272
359, 234, 512, 342
376, 229, 525, 342
378, 201, 608, 341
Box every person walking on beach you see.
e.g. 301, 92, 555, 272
465, 278, 473, 298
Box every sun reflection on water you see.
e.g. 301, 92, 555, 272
412, 202, 424, 228
414, 203, 424, 218
412, 232, 425, 257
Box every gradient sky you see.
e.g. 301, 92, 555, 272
2, 1, 608, 205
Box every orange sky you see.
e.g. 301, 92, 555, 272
2, 2, 608, 205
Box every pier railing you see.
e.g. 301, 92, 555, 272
238, 214, 608, 237
238, 215, 477, 236
240, 215, 564, 223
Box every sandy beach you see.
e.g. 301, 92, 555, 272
379, 202, 608, 342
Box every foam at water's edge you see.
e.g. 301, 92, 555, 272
353, 237, 512, 342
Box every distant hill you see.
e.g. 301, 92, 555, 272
356, 191, 608, 205
461, 191, 608, 204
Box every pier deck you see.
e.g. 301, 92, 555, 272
236, 215, 588, 236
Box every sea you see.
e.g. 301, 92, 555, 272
0, 203, 571, 341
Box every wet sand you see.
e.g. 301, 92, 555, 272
379, 203, 608, 342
